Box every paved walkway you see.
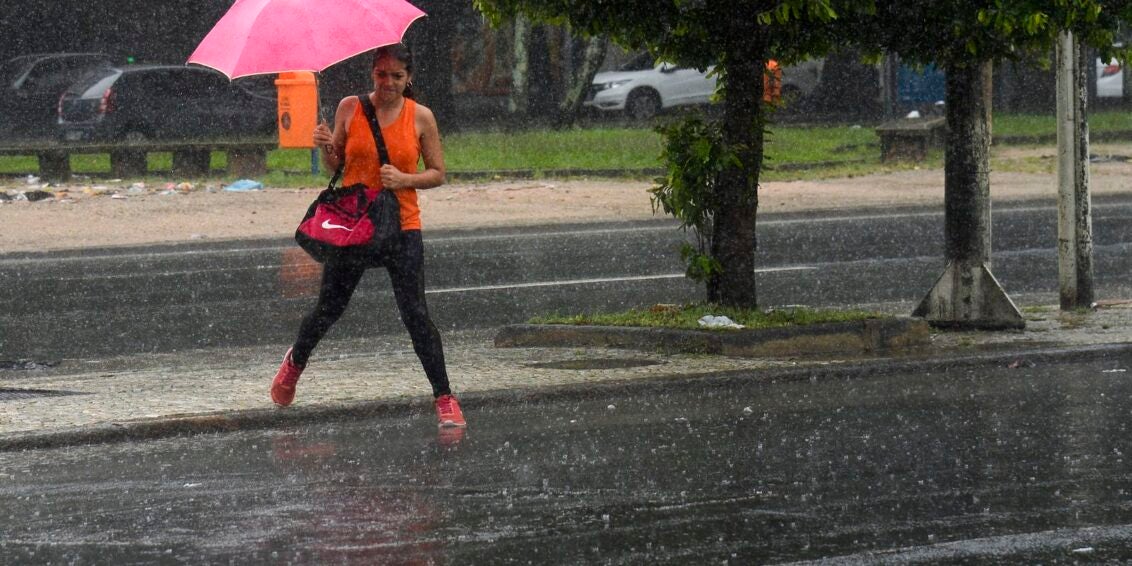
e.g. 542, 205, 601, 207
3, 299, 1131, 451
3, 174, 1132, 450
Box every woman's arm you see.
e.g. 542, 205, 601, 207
313, 98, 353, 172
380, 103, 446, 190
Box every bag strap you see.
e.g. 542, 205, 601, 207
356, 95, 391, 167
326, 94, 392, 189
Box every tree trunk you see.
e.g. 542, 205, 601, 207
555, 35, 608, 129
943, 61, 992, 265
709, 30, 765, 308
912, 59, 1024, 329
1123, 54, 1132, 110
509, 15, 531, 116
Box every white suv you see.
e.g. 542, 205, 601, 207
586, 52, 821, 119
585, 52, 716, 120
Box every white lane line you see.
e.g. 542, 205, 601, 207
10, 200, 1125, 266
428, 225, 676, 243
0, 227, 676, 265
427, 266, 815, 295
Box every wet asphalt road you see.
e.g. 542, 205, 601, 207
4, 196, 1132, 361
4, 350, 1132, 563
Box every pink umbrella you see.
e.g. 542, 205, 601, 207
188, 0, 426, 79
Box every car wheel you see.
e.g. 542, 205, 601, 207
626, 89, 661, 120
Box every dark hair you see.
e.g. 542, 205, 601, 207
372, 44, 415, 99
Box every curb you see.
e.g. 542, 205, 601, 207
3, 341, 1130, 453
0, 399, 420, 453
493, 317, 930, 357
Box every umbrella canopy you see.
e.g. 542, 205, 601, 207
188, 0, 426, 79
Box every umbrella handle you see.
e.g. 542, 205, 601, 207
315, 73, 334, 154
315, 73, 327, 125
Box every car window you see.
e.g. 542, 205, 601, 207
619, 52, 656, 72
111, 73, 147, 103
118, 70, 178, 103
66, 67, 109, 94
24, 57, 105, 93
115, 70, 156, 96
0, 57, 34, 87
69, 69, 120, 98
59, 56, 107, 76
180, 70, 227, 96
22, 59, 70, 92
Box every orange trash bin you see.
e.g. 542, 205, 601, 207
275, 71, 319, 148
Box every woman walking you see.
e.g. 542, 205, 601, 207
270, 44, 464, 429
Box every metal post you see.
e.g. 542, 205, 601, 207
1056, 31, 1095, 310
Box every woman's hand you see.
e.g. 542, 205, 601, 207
312, 122, 333, 148
380, 164, 409, 189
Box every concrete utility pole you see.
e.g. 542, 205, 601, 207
1055, 31, 1095, 310
912, 60, 1025, 330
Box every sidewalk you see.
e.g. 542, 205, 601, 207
4, 160, 1132, 450
3, 299, 1131, 451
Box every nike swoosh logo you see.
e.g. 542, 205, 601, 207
321, 219, 353, 231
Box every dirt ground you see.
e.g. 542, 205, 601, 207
3, 147, 1132, 253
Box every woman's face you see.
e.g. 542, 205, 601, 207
372, 56, 410, 103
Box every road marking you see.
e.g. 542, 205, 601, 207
5, 200, 1132, 267
0, 227, 679, 265
427, 266, 815, 295
428, 224, 677, 243
778, 523, 1132, 565
7, 199, 1132, 266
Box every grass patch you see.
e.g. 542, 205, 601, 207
530, 303, 883, 331
444, 127, 665, 171
0, 124, 882, 182
764, 125, 878, 164
5, 111, 1127, 183
995, 111, 1132, 139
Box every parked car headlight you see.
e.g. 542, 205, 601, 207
594, 79, 632, 92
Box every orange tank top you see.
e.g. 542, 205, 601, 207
342, 97, 421, 230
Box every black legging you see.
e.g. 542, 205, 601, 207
290, 230, 450, 397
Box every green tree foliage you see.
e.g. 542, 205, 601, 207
475, 0, 875, 308
650, 117, 735, 284
856, 0, 1131, 67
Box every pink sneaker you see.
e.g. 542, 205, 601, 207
270, 348, 304, 407
434, 394, 466, 428
437, 426, 466, 447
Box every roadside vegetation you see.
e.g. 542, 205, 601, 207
4, 111, 1131, 185
530, 303, 881, 330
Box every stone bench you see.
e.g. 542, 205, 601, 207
0, 139, 276, 181
874, 116, 947, 162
